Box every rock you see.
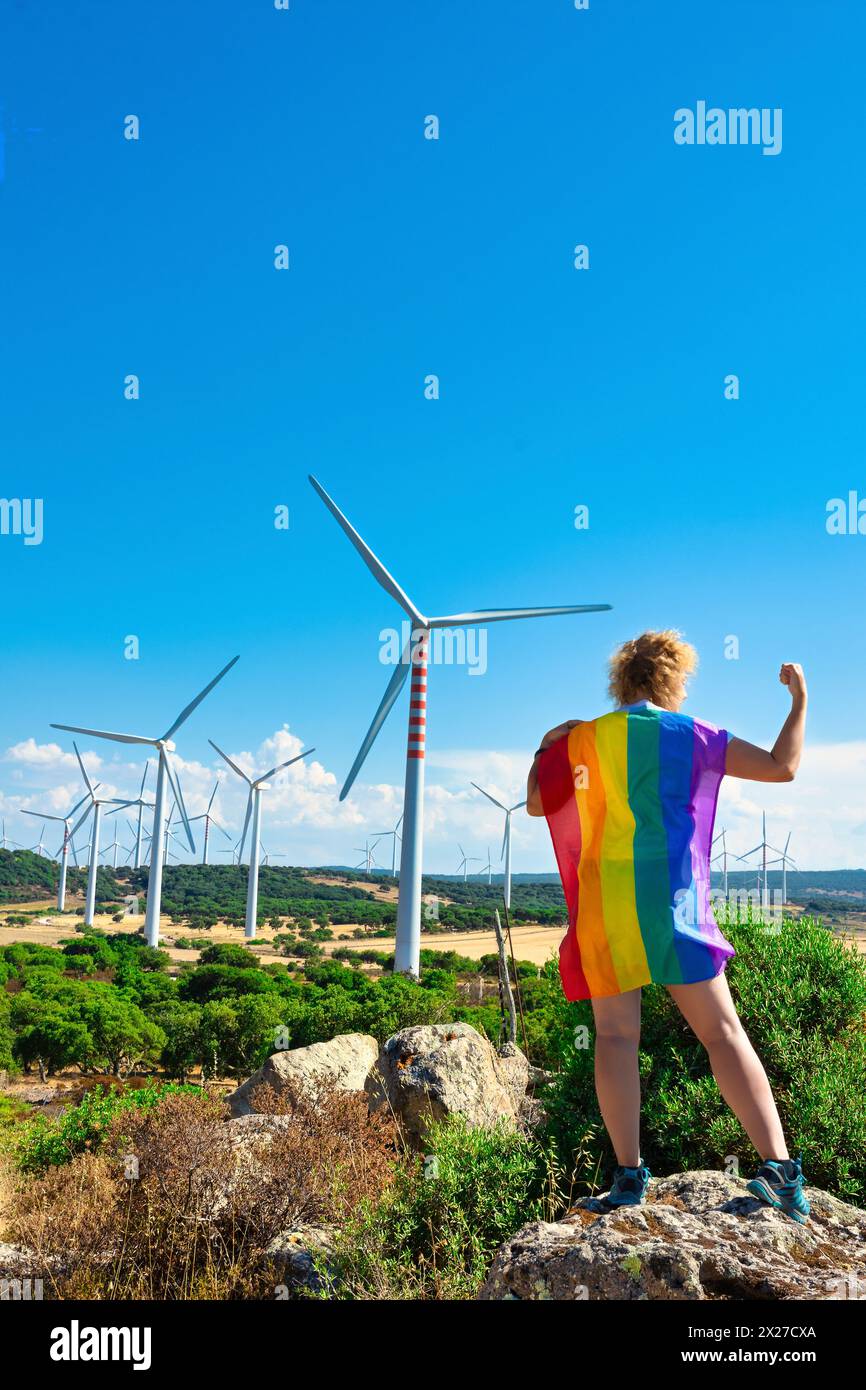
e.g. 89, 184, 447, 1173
366, 1023, 529, 1144
495, 1042, 531, 1107
227, 1033, 380, 1117
479, 1170, 866, 1300
266, 1224, 338, 1294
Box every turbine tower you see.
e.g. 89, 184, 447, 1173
209, 739, 314, 939
470, 783, 527, 909
188, 778, 231, 865
21, 792, 91, 910
310, 474, 611, 976
52, 656, 239, 946
67, 744, 129, 926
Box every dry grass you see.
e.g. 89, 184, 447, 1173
7, 1087, 402, 1300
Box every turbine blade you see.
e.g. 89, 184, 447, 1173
208, 739, 252, 784
509, 798, 527, 813
428, 604, 612, 627
164, 756, 195, 854
106, 801, 137, 817
309, 475, 423, 623
470, 782, 507, 812
340, 649, 412, 800
70, 803, 94, 838
67, 790, 91, 820
72, 741, 96, 796
162, 655, 240, 741
206, 781, 218, 814
139, 763, 149, 797
52, 724, 155, 746
258, 748, 315, 783
238, 791, 253, 860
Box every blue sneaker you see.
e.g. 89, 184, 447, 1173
604, 1162, 651, 1207
747, 1155, 810, 1224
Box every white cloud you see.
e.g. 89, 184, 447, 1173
2, 730, 861, 873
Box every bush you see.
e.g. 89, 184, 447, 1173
325, 1114, 555, 1300
15, 1081, 196, 1174
9, 1086, 399, 1299
542, 914, 866, 1206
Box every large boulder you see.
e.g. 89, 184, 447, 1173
366, 1023, 529, 1143
479, 1170, 866, 1300
227, 1033, 380, 1117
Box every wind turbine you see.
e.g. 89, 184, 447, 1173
456, 844, 482, 881
100, 818, 124, 869
711, 827, 731, 897
0, 820, 21, 850
209, 738, 314, 938
21, 793, 91, 910
27, 822, 51, 857
188, 778, 231, 865
354, 838, 382, 875
736, 813, 774, 907
67, 744, 130, 926
259, 842, 288, 867
217, 840, 242, 864
108, 763, 154, 870
470, 784, 527, 909
310, 474, 611, 976
766, 831, 798, 906
369, 814, 403, 877
51, 655, 239, 946
476, 846, 494, 884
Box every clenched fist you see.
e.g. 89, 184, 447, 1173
779, 663, 807, 703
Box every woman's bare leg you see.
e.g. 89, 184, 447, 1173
667, 974, 788, 1162
590, 989, 642, 1168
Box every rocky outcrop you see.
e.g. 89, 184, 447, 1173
227, 1033, 380, 1117
228, 1024, 535, 1144
479, 1170, 866, 1301
366, 1023, 528, 1144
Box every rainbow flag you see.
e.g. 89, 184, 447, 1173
537, 703, 735, 1001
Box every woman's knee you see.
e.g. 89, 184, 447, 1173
694, 1013, 746, 1050
594, 1016, 642, 1046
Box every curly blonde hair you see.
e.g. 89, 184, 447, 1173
608, 630, 698, 708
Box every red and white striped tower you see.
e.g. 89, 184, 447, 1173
394, 628, 428, 974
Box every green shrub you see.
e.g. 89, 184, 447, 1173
16, 1081, 197, 1174
324, 1114, 554, 1299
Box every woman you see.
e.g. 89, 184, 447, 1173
526, 630, 809, 1222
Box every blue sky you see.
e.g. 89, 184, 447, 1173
1, 0, 864, 870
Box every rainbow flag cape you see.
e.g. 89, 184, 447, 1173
537, 703, 735, 1001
